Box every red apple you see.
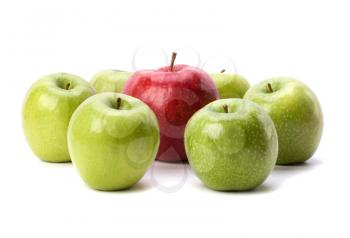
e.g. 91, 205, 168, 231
123, 53, 219, 162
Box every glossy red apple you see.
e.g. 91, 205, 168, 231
123, 53, 219, 162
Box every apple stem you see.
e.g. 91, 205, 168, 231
220, 69, 226, 73
223, 104, 229, 113
267, 83, 273, 93
116, 97, 122, 110
170, 52, 177, 71
65, 83, 71, 90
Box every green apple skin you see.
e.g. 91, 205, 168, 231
210, 73, 250, 99
90, 70, 131, 93
68, 93, 160, 191
185, 99, 278, 191
22, 73, 95, 163
244, 77, 323, 165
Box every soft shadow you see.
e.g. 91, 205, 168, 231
90, 180, 152, 194
119, 181, 151, 193
268, 158, 323, 188
232, 183, 278, 194
192, 179, 278, 195
273, 158, 322, 175
191, 158, 323, 194
39, 159, 153, 193
155, 159, 189, 164
39, 159, 72, 168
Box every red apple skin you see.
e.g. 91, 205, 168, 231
123, 64, 219, 162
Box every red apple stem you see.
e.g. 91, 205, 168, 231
223, 104, 229, 113
267, 83, 273, 93
170, 52, 177, 71
116, 97, 122, 110
220, 69, 226, 73
65, 82, 71, 90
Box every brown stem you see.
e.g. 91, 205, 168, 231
65, 83, 71, 90
220, 69, 226, 73
223, 104, 229, 113
116, 97, 122, 110
170, 52, 177, 71
267, 83, 273, 93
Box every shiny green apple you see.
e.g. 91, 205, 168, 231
68, 93, 160, 191
244, 77, 323, 165
90, 69, 131, 93
22, 73, 95, 162
210, 71, 250, 98
185, 99, 278, 191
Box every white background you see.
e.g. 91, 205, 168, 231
0, 0, 349, 237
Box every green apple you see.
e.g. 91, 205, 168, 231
244, 77, 323, 165
67, 93, 160, 191
210, 70, 250, 98
90, 69, 131, 93
22, 73, 95, 162
185, 99, 278, 191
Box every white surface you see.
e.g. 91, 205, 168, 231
0, 0, 349, 237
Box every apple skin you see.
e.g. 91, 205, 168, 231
67, 93, 160, 191
244, 77, 323, 165
210, 73, 250, 98
185, 99, 278, 191
90, 70, 131, 93
123, 64, 219, 162
22, 73, 95, 163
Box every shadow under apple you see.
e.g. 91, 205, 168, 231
267, 158, 323, 186
191, 158, 323, 194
